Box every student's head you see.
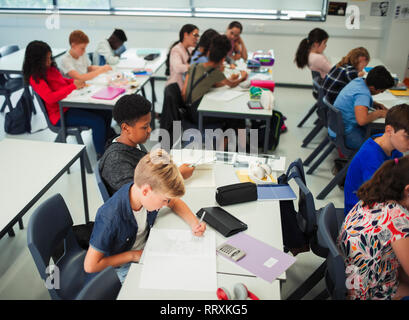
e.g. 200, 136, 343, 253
108, 29, 127, 50
365, 65, 395, 95
179, 24, 199, 48
113, 94, 152, 145
384, 104, 409, 153
294, 28, 329, 69
133, 149, 185, 211
226, 21, 243, 42
22, 40, 57, 83
208, 35, 232, 64
196, 28, 219, 56
357, 155, 409, 210
69, 30, 89, 58
336, 47, 370, 72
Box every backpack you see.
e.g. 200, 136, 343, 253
251, 110, 284, 151
4, 93, 34, 134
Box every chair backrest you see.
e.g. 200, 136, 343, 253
317, 202, 347, 300
316, 87, 328, 126
76, 266, 122, 300
0, 45, 19, 57
311, 71, 323, 98
27, 193, 86, 300
32, 89, 59, 133
95, 160, 111, 202
87, 52, 94, 64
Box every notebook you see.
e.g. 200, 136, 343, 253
257, 184, 297, 201
92, 87, 125, 100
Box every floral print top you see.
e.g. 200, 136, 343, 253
337, 201, 409, 300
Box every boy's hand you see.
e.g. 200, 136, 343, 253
130, 250, 143, 263
240, 70, 248, 81
374, 109, 387, 118
192, 222, 206, 237
102, 64, 112, 72
74, 79, 86, 89
179, 163, 195, 180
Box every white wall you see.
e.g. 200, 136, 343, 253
0, 0, 408, 85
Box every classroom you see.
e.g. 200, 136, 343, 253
1, 0, 409, 304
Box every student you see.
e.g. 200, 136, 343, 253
329, 65, 395, 150
165, 24, 199, 91
322, 47, 370, 104
99, 94, 194, 196
23, 40, 114, 158
343, 104, 409, 215
93, 29, 127, 66
225, 21, 248, 61
85, 149, 206, 283
181, 34, 248, 125
60, 30, 112, 81
294, 28, 331, 80
338, 155, 409, 300
190, 28, 219, 64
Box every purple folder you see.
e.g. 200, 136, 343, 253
92, 86, 126, 100
219, 232, 296, 283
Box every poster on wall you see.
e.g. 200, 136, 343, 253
328, 2, 347, 16
394, 3, 409, 20
370, 1, 389, 16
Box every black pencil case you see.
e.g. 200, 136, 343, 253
215, 182, 257, 206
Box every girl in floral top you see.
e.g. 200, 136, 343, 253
338, 155, 409, 300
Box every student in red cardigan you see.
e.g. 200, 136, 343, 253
23, 40, 114, 158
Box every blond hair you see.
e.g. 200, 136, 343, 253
69, 30, 89, 45
336, 47, 370, 69
134, 149, 185, 198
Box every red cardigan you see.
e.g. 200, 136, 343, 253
30, 67, 76, 125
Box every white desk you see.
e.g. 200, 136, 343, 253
117, 159, 286, 300
0, 138, 89, 239
0, 48, 66, 75
58, 47, 167, 142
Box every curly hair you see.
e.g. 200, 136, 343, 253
22, 40, 57, 84
357, 155, 409, 208
336, 47, 370, 69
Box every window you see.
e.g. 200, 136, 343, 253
0, 0, 328, 21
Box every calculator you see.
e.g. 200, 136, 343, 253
216, 244, 246, 261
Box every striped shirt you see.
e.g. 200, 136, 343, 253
322, 64, 359, 105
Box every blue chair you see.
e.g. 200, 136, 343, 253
297, 71, 322, 128
317, 203, 347, 300
33, 90, 93, 174
75, 266, 121, 300
27, 194, 88, 300
95, 160, 111, 203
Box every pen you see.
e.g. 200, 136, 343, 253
189, 157, 202, 167
198, 211, 206, 225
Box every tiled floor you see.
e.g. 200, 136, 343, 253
0, 81, 344, 300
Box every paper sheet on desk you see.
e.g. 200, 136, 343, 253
205, 89, 246, 101
184, 168, 216, 188
170, 149, 216, 167
116, 57, 145, 69
139, 228, 217, 292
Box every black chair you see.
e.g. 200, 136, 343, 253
297, 71, 322, 128
75, 266, 121, 300
94, 160, 111, 203
27, 194, 88, 300
33, 90, 93, 174
317, 203, 347, 300
307, 97, 357, 200
0, 45, 24, 113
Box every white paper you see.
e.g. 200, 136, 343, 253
171, 149, 216, 167
139, 228, 217, 292
376, 90, 401, 101
184, 168, 216, 188
116, 57, 146, 69
205, 89, 246, 101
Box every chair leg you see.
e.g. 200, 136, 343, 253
316, 160, 351, 200
18, 218, 24, 230
301, 122, 324, 148
286, 261, 327, 300
8, 227, 15, 237
306, 144, 335, 175
0, 95, 12, 113
297, 102, 318, 128
304, 136, 330, 167
73, 131, 93, 174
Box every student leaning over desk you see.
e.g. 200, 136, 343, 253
190, 28, 219, 64
93, 28, 127, 66
329, 65, 395, 150
344, 104, 409, 215
60, 30, 112, 81
338, 155, 409, 300
84, 149, 206, 284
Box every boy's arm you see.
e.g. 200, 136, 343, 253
84, 246, 142, 273
215, 70, 248, 88
67, 65, 111, 82
354, 105, 386, 126
168, 198, 206, 236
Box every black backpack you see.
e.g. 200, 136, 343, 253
4, 93, 34, 134
251, 110, 284, 151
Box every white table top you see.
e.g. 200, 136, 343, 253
60, 48, 167, 106
0, 48, 66, 74
118, 263, 281, 300
0, 138, 84, 232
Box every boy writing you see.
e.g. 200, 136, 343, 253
344, 103, 409, 215
85, 149, 206, 283
93, 28, 127, 66
99, 94, 194, 196
60, 30, 112, 81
